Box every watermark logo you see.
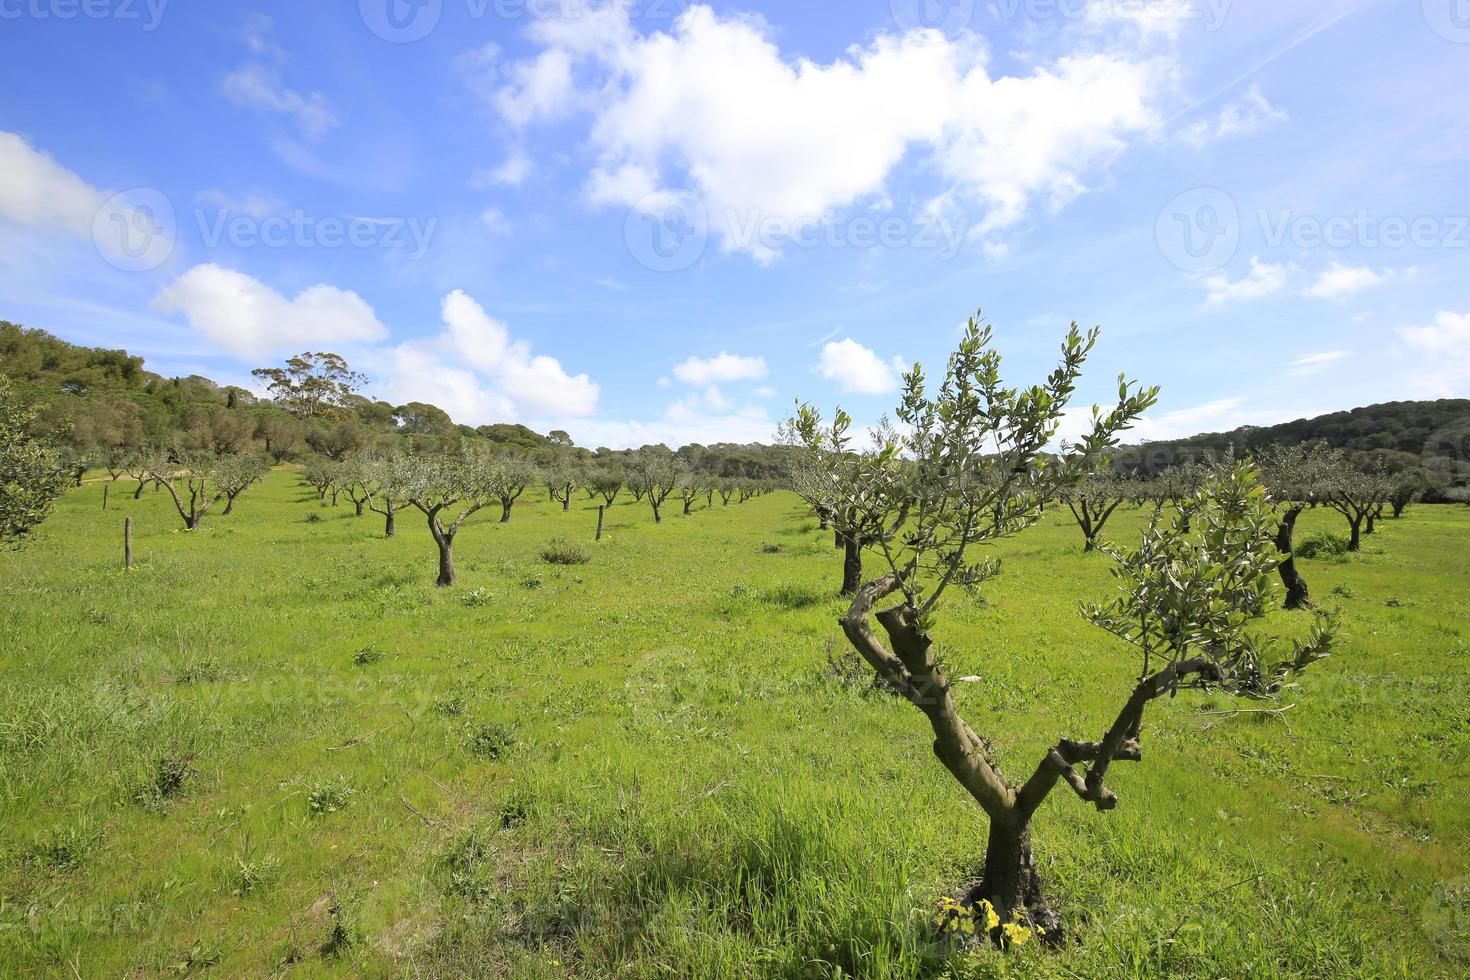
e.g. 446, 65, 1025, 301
360, 0, 441, 43
1423, 0, 1470, 43
987, 0, 1230, 32
1156, 187, 1240, 273
890, 0, 977, 39
1423, 878, 1470, 961
625, 189, 709, 273
92, 188, 177, 273
0, 0, 169, 30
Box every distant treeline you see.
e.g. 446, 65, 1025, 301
0, 321, 793, 479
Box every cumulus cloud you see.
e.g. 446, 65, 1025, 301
380, 290, 599, 423
493, 5, 1162, 259
1303, 261, 1385, 299
472, 150, 533, 188
560, 398, 775, 450
221, 64, 339, 141
0, 132, 108, 238
1179, 84, 1288, 148
1399, 310, 1470, 354
1203, 257, 1290, 306
818, 339, 905, 395
672, 351, 768, 385
480, 207, 512, 235
153, 264, 388, 358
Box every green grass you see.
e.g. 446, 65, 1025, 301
1, 471, 1467, 977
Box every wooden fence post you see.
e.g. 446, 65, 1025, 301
596, 505, 605, 541
102, 483, 109, 510
124, 517, 133, 571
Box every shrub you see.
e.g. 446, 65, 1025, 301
539, 540, 590, 566
137, 747, 198, 805
352, 646, 384, 666
1296, 532, 1351, 560
461, 588, 494, 608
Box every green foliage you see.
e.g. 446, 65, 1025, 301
1297, 532, 1353, 560
1084, 461, 1335, 698
0, 375, 69, 544
539, 539, 590, 566
306, 776, 356, 815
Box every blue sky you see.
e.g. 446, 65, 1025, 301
1, 0, 1466, 449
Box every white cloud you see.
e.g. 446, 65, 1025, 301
0, 131, 107, 239
1399, 310, 1470, 354
472, 150, 533, 188
1303, 261, 1385, 299
1286, 350, 1350, 376
1203, 257, 1290, 306
561, 398, 774, 450
480, 207, 512, 235
380, 290, 599, 422
1179, 85, 1288, 148
594, 276, 630, 292
195, 189, 284, 219
753, 386, 777, 398
221, 64, 339, 141
1101, 397, 1290, 444
494, 5, 1162, 259
672, 351, 768, 385
818, 339, 904, 395
153, 264, 388, 358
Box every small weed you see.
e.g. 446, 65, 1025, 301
320, 900, 356, 959
1329, 583, 1357, 599
461, 587, 495, 608
230, 853, 282, 896
306, 776, 356, 815
169, 940, 221, 975
137, 748, 198, 806
352, 646, 385, 666
441, 829, 496, 899
498, 789, 532, 829
760, 542, 784, 554
540, 540, 590, 566
27, 821, 100, 870
304, 512, 323, 524
520, 574, 544, 591
432, 693, 467, 717
1384, 597, 1416, 608
176, 660, 222, 685
761, 583, 825, 610
466, 722, 517, 760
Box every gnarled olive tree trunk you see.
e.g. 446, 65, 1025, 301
1274, 506, 1310, 610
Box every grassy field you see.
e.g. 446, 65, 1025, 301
1, 469, 1467, 978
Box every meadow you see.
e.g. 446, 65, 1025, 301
1, 468, 1467, 978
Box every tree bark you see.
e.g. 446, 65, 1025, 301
434, 533, 455, 587
501, 501, 513, 523
384, 509, 395, 538
840, 535, 863, 595
1348, 517, 1362, 551
971, 819, 1046, 927
1275, 507, 1310, 610
134, 480, 147, 500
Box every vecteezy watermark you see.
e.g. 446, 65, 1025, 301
1422, 0, 1470, 43
1156, 186, 1470, 272
624, 189, 709, 273
91, 190, 439, 272
195, 209, 438, 260
92, 188, 177, 273
359, 0, 689, 43
1422, 878, 1470, 961
889, 0, 978, 39
987, 0, 1230, 32
0, 0, 168, 29
1156, 187, 1241, 274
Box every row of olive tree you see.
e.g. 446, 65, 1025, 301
786, 315, 1336, 945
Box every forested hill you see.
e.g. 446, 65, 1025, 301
1128, 400, 1470, 460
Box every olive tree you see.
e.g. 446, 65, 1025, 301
1059, 470, 1133, 552
490, 456, 539, 523
389, 453, 495, 586
335, 458, 374, 517
1326, 462, 1390, 551
149, 452, 228, 530
1257, 443, 1339, 609
784, 410, 897, 595
629, 448, 682, 524
545, 465, 579, 512
362, 454, 409, 538
216, 453, 271, 515
125, 449, 164, 499
0, 376, 69, 544
587, 467, 625, 509
301, 455, 334, 502
815, 321, 1336, 942
677, 473, 703, 516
